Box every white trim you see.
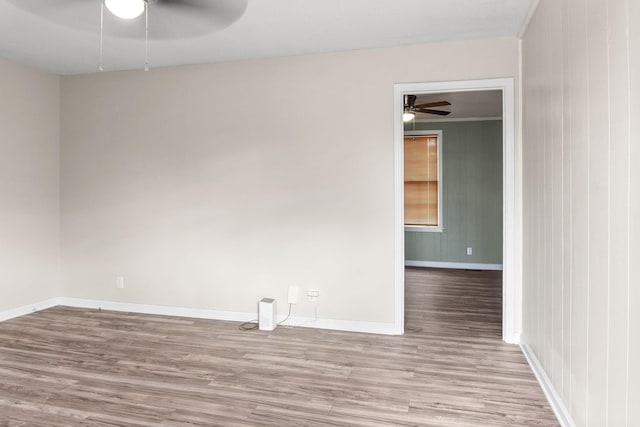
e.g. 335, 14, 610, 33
0, 298, 396, 336
404, 225, 443, 233
520, 343, 576, 427
0, 298, 62, 322
282, 316, 395, 335
404, 129, 443, 231
512, 332, 522, 344
394, 85, 406, 335
414, 116, 503, 123
405, 260, 503, 271
59, 298, 257, 322
394, 78, 519, 343
501, 79, 518, 344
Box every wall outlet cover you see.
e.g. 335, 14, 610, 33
307, 289, 319, 301
287, 286, 299, 304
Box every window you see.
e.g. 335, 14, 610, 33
404, 131, 442, 231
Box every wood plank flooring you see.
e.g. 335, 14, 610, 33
0, 268, 558, 426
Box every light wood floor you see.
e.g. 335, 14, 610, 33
0, 268, 558, 426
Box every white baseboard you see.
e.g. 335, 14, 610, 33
281, 315, 395, 335
509, 332, 522, 345
0, 298, 62, 322
0, 297, 396, 336
405, 260, 503, 270
520, 343, 575, 427
59, 298, 257, 323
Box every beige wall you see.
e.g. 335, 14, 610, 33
0, 58, 61, 311
522, 0, 639, 425
60, 38, 518, 324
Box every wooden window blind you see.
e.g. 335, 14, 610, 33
404, 134, 439, 226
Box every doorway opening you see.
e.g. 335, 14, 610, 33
393, 78, 518, 343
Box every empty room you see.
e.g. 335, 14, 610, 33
0, 0, 638, 426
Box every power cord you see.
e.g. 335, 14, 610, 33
238, 320, 258, 330
277, 303, 293, 326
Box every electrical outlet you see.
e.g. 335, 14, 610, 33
307, 289, 319, 302
288, 286, 299, 304
466, 247, 473, 256
116, 276, 124, 289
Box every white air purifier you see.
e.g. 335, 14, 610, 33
259, 298, 277, 331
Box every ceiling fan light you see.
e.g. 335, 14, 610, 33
104, 0, 146, 20
403, 111, 415, 122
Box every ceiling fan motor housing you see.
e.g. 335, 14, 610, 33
404, 94, 417, 109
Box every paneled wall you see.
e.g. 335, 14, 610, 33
521, 0, 639, 425
405, 120, 503, 265
0, 58, 61, 312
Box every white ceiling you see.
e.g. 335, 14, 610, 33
412, 90, 503, 120
0, 0, 534, 75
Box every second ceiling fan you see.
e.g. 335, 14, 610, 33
403, 95, 451, 121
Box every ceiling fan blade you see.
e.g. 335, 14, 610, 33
414, 108, 451, 116
6, 0, 248, 40
414, 101, 451, 109
150, 0, 248, 39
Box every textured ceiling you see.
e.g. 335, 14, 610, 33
411, 90, 503, 121
0, 0, 534, 75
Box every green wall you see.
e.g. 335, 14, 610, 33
404, 120, 503, 265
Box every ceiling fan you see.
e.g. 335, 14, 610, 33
403, 95, 451, 121
8, 0, 248, 39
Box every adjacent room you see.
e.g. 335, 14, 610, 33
402, 89, 504, 328
1, 0, 638, 426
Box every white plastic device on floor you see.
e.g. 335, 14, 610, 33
258, 298, 277, 331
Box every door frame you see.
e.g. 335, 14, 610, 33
393, 78, 519, 343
